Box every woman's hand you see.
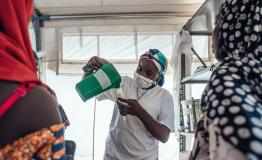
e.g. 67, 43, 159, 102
116, 98, 144, 117
117, 98, 170, 143
82, 56, 109, 79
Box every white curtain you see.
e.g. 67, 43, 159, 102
170, 29, 193, 132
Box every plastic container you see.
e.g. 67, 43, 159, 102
75, 63, 121, 102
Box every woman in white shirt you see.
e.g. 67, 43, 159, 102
83, 49, 175, 160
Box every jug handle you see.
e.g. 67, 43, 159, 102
83, 65, 101, 73
82, 65, 98, 80
84, 66, 93, 72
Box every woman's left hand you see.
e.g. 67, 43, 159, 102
116, 98, 144, 117
117, 98, 170, 143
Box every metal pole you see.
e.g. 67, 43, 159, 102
32, 11, 41, 52
191, 47, 207, 68
38, 12, 188, 21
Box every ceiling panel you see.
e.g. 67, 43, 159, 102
34, 0, 203, 15
34, 0, 100, 8
102, 0, 204, 5
34, 0, 204, 7
183, 0, 222, 35
35, 5, 201, 16
33, 0, 205, 33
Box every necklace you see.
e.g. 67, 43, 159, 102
136, 87, 147, 101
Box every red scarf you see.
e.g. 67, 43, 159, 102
0, 0, 39, 83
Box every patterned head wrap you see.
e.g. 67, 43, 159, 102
219, 0, 262, 61
201, 0, 262, 159
140, 49, 168, 86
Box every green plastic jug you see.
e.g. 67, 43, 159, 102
75, 63, 121, 102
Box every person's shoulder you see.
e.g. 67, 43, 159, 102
156, 86, 173, 100
16, 84, 61, 129
210, 61, 243, 85
0, 82, 61, 146
219, 57, 260, 76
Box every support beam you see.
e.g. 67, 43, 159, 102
32, 11, 41, 52
191, 47, 207, 68
188, 31, 212, 36
38, 12, 191, 21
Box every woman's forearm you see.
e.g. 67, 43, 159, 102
138, 108, 170, 143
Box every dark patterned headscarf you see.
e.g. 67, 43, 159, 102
219, 0, 262, 61
202, 0, 262, 159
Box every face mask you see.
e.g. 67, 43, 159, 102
134, 72, 156, 89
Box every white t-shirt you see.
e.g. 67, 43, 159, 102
97, 76, 175, 160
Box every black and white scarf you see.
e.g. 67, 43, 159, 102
201, 0, 262, 159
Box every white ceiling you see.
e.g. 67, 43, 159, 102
34, 0, 205, 28
34, 0, 204, 15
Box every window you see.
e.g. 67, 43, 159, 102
137, 35, 174, 59
63, 36, 97, 61
192, 36, 209, 59
99, 35, 135, 60
61, 32, 174, 62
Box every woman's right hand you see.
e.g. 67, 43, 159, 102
82, 56, 109, 79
